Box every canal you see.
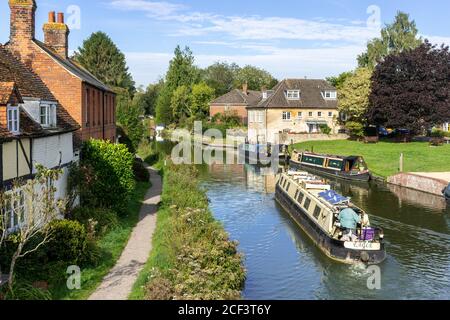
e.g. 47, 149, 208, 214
199, 162, 450, 300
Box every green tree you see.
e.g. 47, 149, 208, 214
358, 12, 422, 68
202, 62, 240, 97
116, 88, 144, 150
171, 85, 192, 121
338, 68, 372, 123
74, 31, 135, 93
326, 71, 353, 89
140, 80, 164, 116
190, 82, 215, 119
156, 46, 200, 125
234, 65, 278, 91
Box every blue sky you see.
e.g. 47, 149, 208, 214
1, 0, 450, 87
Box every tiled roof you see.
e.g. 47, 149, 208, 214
253, 79, 338, 109
0, 81, 16, 104
34, 40, 114, 93
211, 89, 262, 107
0, 45, 79, 141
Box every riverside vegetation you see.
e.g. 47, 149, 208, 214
131, 143, 246, 300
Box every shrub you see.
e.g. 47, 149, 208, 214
133, 158, 150, 182
69, 207, 119, 238
345, 121, 365, 139
81, 139, 135, 214
3, 281, 52, 300
45, 220, 89, 266
319, 124, 332, 135
430, 128, 450, 138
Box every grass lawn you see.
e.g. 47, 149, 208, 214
292, 140, 450, 178
51, 181, 150, 300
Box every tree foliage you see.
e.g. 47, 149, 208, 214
358, 12, 422, 68
74, 31, 135, 93
234, 65, 278, 91
116, 88, 144, 151
140, 80, 164, 116
202, 62, 240, 97
367, 41, 450, 133
171, 85, 191, 121
190, 82, 215, 119
338, 68, 372, 123
326, 71, 353, 89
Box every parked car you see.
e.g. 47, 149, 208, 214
443, 183, 450, 203
378, 127, 390, 137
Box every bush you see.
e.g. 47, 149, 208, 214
2, 281, 52, 300
117, 126, 136, 154
345, 121, 365, 139
319, 124, 332, 135
81, 139, 135, 214
46, 220, 89, 266
69, 207, 119, 238
430, 128, 450, 138
133, 158, 150, 182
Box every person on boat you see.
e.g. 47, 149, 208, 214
338, 206, 361, 241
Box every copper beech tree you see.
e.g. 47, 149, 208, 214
367, 41, 450, 134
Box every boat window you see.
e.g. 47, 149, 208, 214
294, 190, 299, 199
327, 159, 343, 170
302, 155, 325, 166
304, 198, 311, 211
313, 206, 321, 219
297, 192, 304, 204
283, 179, 288, 188
286, 183, 291, 192
280, 177, 284, 185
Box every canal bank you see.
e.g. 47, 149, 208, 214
387, 172, 450, 197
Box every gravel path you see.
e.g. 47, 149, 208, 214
89, 165, 161, 300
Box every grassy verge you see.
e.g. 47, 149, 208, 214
129, 162, 245, 300
292, 140, 450, 178
50, 181, 150, 300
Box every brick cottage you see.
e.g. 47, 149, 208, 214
6, 0, 116, 143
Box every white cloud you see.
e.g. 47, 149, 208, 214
110, 0, 185, 17
125, 45, 363, 86
423, 35, 450, 46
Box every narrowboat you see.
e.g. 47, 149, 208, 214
238, 143, 289, 165
275, 171, 386, 264
290, 150, 371, 181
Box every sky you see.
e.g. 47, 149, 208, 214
1, 0, 450, 87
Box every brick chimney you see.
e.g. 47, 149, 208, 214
43, 12, 70, 58
242, 83, 248, 95
8, 0, 37, 64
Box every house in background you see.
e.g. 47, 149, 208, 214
247, 79, 340, 144
6, 0, 116, 143
210, 84, 262, 125
0, 44, 79, 230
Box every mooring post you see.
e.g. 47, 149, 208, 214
399, 153, 404, 172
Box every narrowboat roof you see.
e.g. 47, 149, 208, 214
301, 152, 364, 161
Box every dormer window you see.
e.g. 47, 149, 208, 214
323, 91, 337, 99
7, 105, 20, 133
286, 90, 300, 100
40, 104, 57, 127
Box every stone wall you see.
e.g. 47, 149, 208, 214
282, 133, 349, 145
387, 173, 447, 197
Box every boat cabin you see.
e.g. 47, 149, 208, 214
296, 152, 368, 173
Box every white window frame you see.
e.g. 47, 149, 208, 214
40, 103, 57, 127
297, 112, 302, 119
258, 111, 264, 123
249, 110, 255, 123
324, 91, 337, 99
286, 90, 300, 100
328, 111, 333, 117
2, 189, 25, 233
308, 111, 313, 117
282, 111, 292, 121
318, 112, 322, 117
7, 105, 20, 133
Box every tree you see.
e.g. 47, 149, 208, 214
338, 68, 372, 123
74, 31, 135, 93
326, 71, 353, 89
171, 85, 192, 121
1, 166, 64, 293
190, 83, 215, 120
116, 88, 145, 150
156, 46, 200, 125
367, 41, 450, 134
234, 65, 278, 91
141, 80, 164, 116
202, 62, 240, 97
358, 12, 423, 68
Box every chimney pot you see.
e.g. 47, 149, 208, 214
242, 83, 248, 95
49, 11, 55, 23
57, 12, 64, 24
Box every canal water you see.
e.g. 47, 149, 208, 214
156, 141, 449, 299
199, 163, 450, 300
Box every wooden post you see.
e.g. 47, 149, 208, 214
399, 153, 404, 172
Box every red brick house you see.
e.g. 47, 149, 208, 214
210, 84, 262, 125
6, 0, 116, 143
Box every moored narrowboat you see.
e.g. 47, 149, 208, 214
238, 143, 289, 165
275, 171, 386, 264
290, 151, 371, 181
